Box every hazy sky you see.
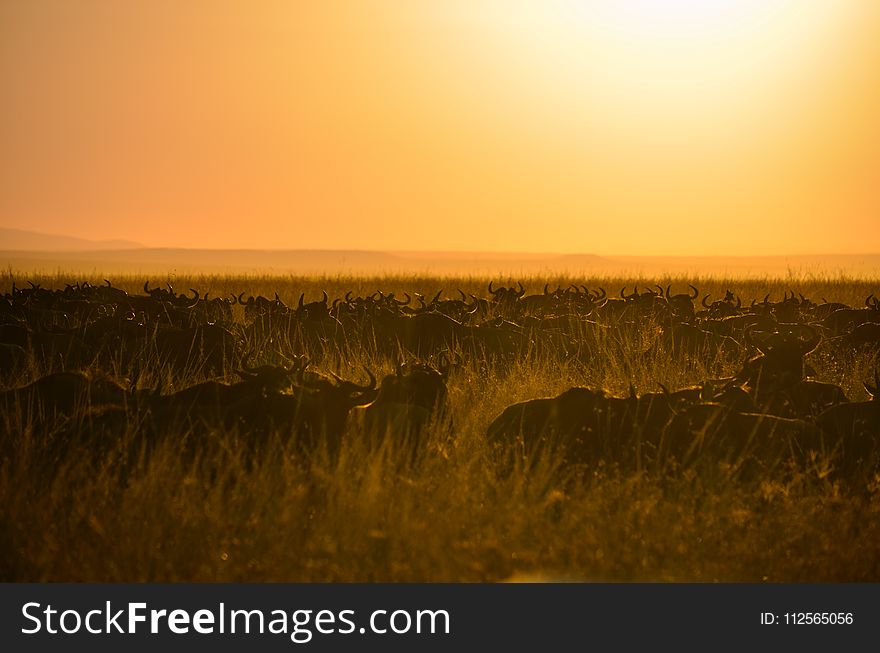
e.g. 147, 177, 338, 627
1, 1, 878, 255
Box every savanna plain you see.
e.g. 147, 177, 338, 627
1, 272, 879, 582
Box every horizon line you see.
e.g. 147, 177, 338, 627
1, 246, 879, 259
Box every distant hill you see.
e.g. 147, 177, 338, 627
0, 227, 142, 251
0, 233, 876, 277
0, 247, 616, 276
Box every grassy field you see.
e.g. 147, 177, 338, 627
1, 272, 879, 582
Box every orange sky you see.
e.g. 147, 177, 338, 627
1, 0, 878, 255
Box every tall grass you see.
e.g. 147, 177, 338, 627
1, 273, 879, 581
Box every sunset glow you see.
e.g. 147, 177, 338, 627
1, 0, 878, 255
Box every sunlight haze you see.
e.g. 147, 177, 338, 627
1, 0, 878, 255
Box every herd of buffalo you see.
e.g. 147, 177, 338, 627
1, 280, 879, 481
